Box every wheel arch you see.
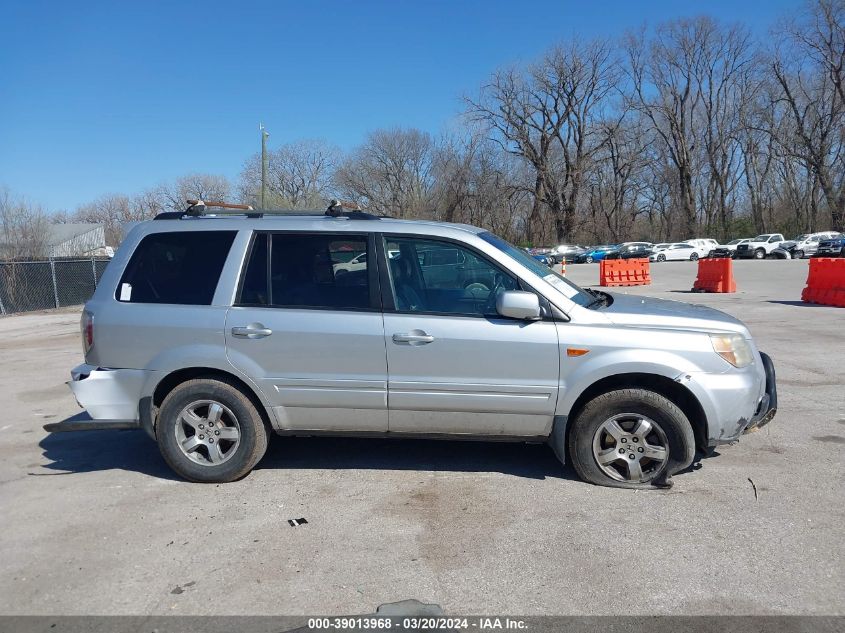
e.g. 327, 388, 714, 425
147, 367, 274, 438
554, 372, 708, 463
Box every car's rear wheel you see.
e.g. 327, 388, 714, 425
568, 389, 695, 489
794, 250, 804, 259
754, 248, 766, 259
586, 256, 594, 263
156, 378, 268, 483
656, 254, 666, 262
690, 252, 699, 261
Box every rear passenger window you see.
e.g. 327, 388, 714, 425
238, 233, 371, 310
117, 231, 236, 305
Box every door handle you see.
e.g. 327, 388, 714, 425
392, 330, 434, 346
231, 324, 273, 339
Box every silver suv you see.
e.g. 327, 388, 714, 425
49, 203, 777, 489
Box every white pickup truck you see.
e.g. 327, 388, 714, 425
735, 234, 785, 259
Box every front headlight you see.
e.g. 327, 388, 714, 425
710, 333, 753, 368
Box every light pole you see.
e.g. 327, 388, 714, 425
259, 124, 269, 209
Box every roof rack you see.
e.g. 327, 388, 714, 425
323, 199, 381, 220
153, 199, 382, 221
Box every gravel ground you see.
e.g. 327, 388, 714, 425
0, 259, 842, 616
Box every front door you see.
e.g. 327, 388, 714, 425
225, 231, 388, 432
380, 235, 559, 436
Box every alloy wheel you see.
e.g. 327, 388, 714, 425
174, 400, 241, 466
592, 413, 669, 482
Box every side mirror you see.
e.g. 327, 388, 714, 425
496, 290, 542, 320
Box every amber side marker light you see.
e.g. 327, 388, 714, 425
567, 348, 590, 357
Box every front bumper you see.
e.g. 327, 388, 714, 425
742, 351, 777, 433
684, 352, 777, 447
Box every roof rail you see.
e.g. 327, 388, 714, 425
153, 198, 382, 221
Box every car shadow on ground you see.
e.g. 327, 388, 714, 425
766, 300, 829, 307
37, 426, 179, 480
258, 435, 576, 481
38, 417, 575, 482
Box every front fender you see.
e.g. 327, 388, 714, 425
556, 352, 694, 417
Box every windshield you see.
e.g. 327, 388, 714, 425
479, 232, 594, 307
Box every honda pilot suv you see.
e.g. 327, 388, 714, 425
49, 201, 777, 489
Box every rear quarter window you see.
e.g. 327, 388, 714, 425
117, 230, 237, 305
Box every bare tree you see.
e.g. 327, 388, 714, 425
154, 173, 232, 212
239, 139, 338, 209
695, 20, 754, 238
73, 189, 163, 246
587, 114, 651, 242
468, 38, 618, 243
771, 0, 845, 231
627, 19, 710, 237
334, 128, 436, 218
0, 187, 50, 259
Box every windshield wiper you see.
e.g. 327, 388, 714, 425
584, 288, 608, 309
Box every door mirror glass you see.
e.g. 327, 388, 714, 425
497, 291, 541, 320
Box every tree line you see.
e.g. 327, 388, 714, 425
4, 0, 843, 253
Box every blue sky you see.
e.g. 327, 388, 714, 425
0, 0, 799, 212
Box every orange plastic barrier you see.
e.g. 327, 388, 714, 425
599, 258, 651, 287
801, 258, 845, 307
692, 257, 736, 293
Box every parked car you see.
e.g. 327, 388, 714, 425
332, 251, 368, 275
532, 254, 554, 267
604, 243, 653, 260
709, 238, 752, 259
768, 245, 795, 259
788, 232, 840, 259
735, 234, 785, 259
47, 202, 777, 489
649, 243, 707, 262
333, 249, 398, 275
554, 244, 586, 263
814, 234, 845, 257
683, 239, 720, 257
575, 245, 618, 263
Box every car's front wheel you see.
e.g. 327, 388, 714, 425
754, 248, 766, 259
156, 378, 269, 483
690, 252, 699, 261
656, 254, 666, 262
794, 250, 804, 259
568, 389, 695, 489
586, 256, 594, 263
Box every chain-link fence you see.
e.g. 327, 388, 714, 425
0, 257, 111, 315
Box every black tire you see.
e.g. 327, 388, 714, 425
794, 250, 804, 259
586, 256, 594, 263
754, 248, 765, 259
690, 252, 699, 261
657, 254, 666, 262
156, 378, 269, 483
567, 389, 696, 489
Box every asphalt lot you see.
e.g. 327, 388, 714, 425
0, 259, 842, 616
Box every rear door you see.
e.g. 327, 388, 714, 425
225, 231, 388, 431
379, 235, 559, 437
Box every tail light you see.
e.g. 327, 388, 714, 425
81, 310, 94, 356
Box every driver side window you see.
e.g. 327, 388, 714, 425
385, 237, 517, 317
